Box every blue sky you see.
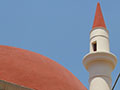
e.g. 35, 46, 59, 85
0, 0, 120, 89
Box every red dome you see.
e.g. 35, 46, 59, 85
0, 45, 87, 90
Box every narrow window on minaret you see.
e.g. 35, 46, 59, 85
92, 41, 97, 51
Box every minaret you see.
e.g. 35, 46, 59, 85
83, 2, 117, 90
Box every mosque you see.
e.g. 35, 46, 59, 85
0, 2, 117, 90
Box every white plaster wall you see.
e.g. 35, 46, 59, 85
89, 77, 111, 90
83, 27, 117, 90
88, 61, 113, 90
83, 52, 117, 90
90, 28, 109, 52
0, 80, 33, 90
88, 61, 113, 78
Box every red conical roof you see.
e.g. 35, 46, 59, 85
92, 2, 106, 29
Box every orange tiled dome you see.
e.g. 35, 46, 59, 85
0, 45, 87, 90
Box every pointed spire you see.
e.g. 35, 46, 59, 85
92, 2, 106, 29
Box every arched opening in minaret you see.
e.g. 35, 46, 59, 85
92, 41, 97, 51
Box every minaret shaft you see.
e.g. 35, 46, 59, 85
90, 28, 109, 53
83, 2, 117, 90
88, 60, 112, 90
83, 52, 117, 90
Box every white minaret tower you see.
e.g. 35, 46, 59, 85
83, 2, 117, 90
